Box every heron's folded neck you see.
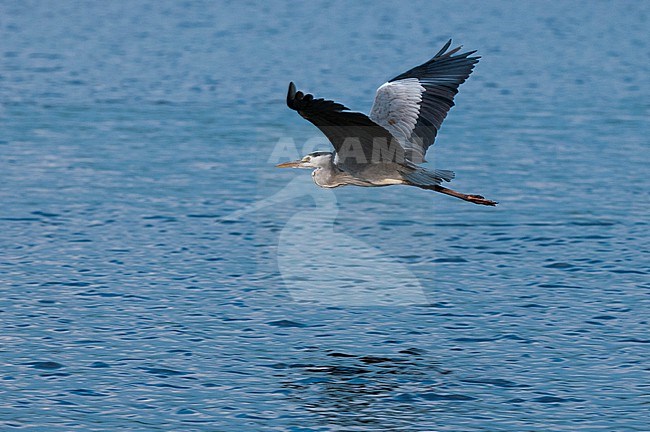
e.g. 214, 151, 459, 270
311, 167, 335, 188
311, 157, 344, 188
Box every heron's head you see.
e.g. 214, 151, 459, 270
276, 151, 333, 169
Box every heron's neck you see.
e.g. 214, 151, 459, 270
311, 156, 345, 188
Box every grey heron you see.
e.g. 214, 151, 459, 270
277, 40, 497, 206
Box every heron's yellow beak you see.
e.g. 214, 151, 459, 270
275, 160, 302, 168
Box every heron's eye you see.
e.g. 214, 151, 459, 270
303, 156, 311, 162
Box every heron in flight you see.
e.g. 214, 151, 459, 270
277, 40, 497, 206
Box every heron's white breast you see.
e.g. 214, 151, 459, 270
371, 178, 405, 186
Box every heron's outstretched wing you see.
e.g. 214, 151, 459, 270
369, 40, 480, 163
287, 82, 401, 166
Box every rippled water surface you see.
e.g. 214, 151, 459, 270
1, 1, 649, 430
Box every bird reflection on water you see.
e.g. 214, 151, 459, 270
275, 348, 456, 428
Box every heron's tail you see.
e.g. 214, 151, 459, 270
432, 169, 455, 182
402, 167, 455, 186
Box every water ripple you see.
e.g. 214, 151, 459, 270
1, 1, 648, 430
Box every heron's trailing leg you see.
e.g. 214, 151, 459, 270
418, 184, 497, 206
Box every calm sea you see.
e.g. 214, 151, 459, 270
1, 1, 648, 430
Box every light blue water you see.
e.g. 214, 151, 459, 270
1, 1, 649, 430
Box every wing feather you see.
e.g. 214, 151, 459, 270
286, 82, 403, 167
369, 40, 480, 163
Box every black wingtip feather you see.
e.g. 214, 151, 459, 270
287, 82, 297, 108
390, 40, 480, 83
433, 41, 481, 62
435, 39, 453, 57
285, 83, 351, 114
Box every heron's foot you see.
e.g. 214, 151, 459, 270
465, 194, 498, 206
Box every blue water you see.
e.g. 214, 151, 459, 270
1, 1, 649, 430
